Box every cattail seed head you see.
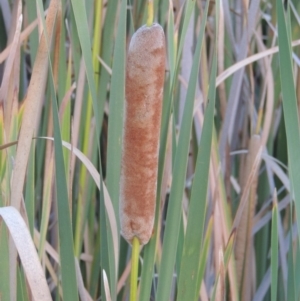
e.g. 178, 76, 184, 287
120, 23, 166, 245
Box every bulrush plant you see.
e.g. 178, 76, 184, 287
119, 2, 166, 299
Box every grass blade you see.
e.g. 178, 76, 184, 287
51, 94, 79, 300
271, 191, 278, 301
156, 1, 209, 299
35, 1, 79, 298
176, 1, 217, 299
277, 0, 300, 251
0, 223, 10, 300
194, 217, 214, 299
106, 0, 126, 226
69, 0, 101, 140
97, 0, 119, 133
211, 230, 236, 301
287, 206, 296, 300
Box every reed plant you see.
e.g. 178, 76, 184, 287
0, 0, 300, 300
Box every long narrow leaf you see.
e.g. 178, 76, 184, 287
277, 0, 300, 249
156, 1, 209, 299
0, 206, 52, 301
271, 192, 278, 301
35, 1, 79, 299
176, 3, 217, 298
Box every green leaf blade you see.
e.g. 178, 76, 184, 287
156, 1, 210, 299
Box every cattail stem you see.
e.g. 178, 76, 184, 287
147, 0, 154, 26
130, 236, 140, 301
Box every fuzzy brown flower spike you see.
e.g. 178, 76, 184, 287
120, 23, 166, 245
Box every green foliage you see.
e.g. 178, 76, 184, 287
0, 0, 300, 300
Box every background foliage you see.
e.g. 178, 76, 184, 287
0, 0, 300, 300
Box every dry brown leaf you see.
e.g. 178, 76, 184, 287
216, 249, 225, 301
117, 259, 131, 293
0, 2, 22, 136
0, 9, 49, 64
235, 135, 261, 301
75, 258, 93, 301
0, 206, 52, 301
34, 228, 59, 262
103, 269, 112, 301
10, 0, 59, 210
216, 39, 300, 87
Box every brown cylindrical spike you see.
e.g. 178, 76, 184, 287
120, 23, 166, 245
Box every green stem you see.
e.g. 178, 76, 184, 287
130, 237, 140, 301
147, 0, 153, 26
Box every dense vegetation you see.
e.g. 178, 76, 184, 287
0, 0, 300, 300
